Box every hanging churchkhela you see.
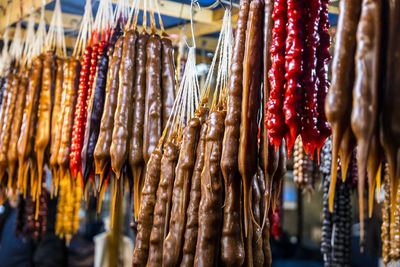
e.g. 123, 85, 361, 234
134, 26, 200, 267
220, 0, 248, 265
34, 0, 66, 212
133, 6, 232, 266
324, 0, 400, 250
81, 0, 114, 191
52, 0, 91, 241
16, 5, 47, 200
69, 0, 94, 182
266, 0, 331, 157
94, 1, 128, 204
0, 21, 23, 196
325, 0, 359, 211
193, 10, 231, 267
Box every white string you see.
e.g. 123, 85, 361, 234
153, 0, 164, 33
32, 0, 47, 57
73, 0, 93, 57
45, 0, 66, 56
200, 9, 232, 106
9, 21, 23, 64
22, 6, 36, 66
0, 4, 11, 76
93, 0, 113, 41
113, 0, 130, 29
159, 47, 200, 145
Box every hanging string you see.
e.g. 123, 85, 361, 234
153, 0, 165, 35
148, 0, 157, 33
32, 0, 47, 57
143, 0, 147, 32
92, 0, 113, 44
9, 20, 23, 67
45, 0, 66, 57
21, 6, 36, 68
73, 0, 93, 58
200, 8, 232, 108
157, 46, 200, 148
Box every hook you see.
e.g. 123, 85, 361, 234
184, 0, 200, 48
218, 0, 226, 10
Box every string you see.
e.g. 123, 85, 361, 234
73, 0, 93, 58
153, 0, 165, 35
149, 0, 156, 33
157, 47, 200, 149
21, 6, 35, 68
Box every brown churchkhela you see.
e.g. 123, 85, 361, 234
351, 0, 381, 241
17, 56, 43, 191
57, 59, 80, 177
163, 117, 201, 267
147, 141, 178, 267
325, 0, 361, 211
220, 0, 249, 263
260, 0, 279, 226
132, 150, 162, 267
367, 132, 383, 217
0, 74, 19, 180
194, 109, 225, 267
181, 109, 208, 267
35, 51, 55, 197
7, 74, 28, 182
252, 168, 264, 267
110, 30, 138, 179
238, 0, 263, 236
49, 58, 65, 168
143, 34, 162, 164
161, 37, 176, 129
94, 36, 124, 186
380, 0, 400, 210
129, 32, 149, 218
50, 60, 68, 175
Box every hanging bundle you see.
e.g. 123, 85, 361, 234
81, 0, 114, 192
16, 0, 47, 200
52, 0, 91, 242
0, 17, 24, 198
68, 0, 94, 183
93, 0, 130, 209
33, 0, 66, 211
0, 8, 11, 80
133, 1, 205, 264
7, 7, 36, 192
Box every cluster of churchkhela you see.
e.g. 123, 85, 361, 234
0, 0, 399, 265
